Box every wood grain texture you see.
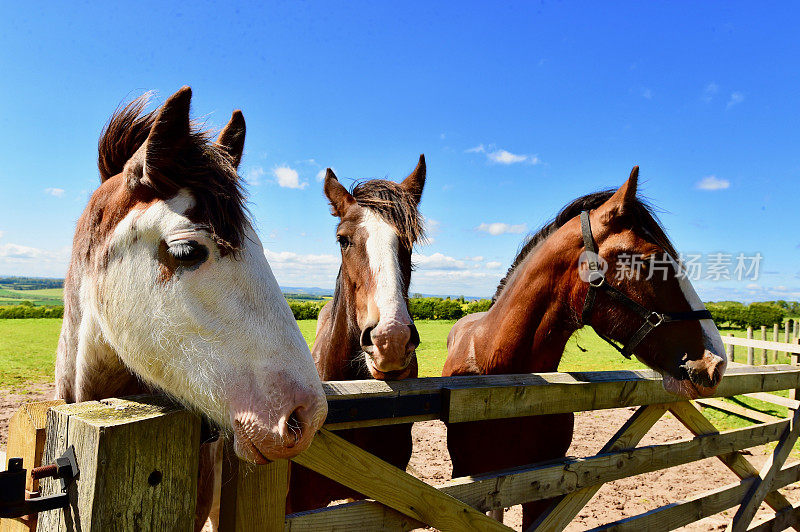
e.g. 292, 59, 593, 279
444, 366, 800, 424
594, 462, 800, 532
0, 400, 65, 532
722, 336, 800, 355
285, 500, 422, 531
529, 404, 668, 531
38, 396, 201, 532
291, 429, 511, 531
729, 406, 800, 531
218, 442, 288, 532
669, 401, 793, 514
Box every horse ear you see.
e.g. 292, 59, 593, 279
127, 86, 192, 191
324, 168, 355, 217
400, 154, 426, 204
217, 110, 246, 169
600, 165, 639, 222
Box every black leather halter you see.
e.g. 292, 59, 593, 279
579, 210, 713, 359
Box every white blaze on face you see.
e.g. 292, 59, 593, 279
667, 255, 726, 362
96, 188, 325, 457
362, 209, 411, 327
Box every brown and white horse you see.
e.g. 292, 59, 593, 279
443, 167, 726, 528
287, 157, 426, 513
55, 87, 328, 524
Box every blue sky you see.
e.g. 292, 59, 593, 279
1, 2, 798, 300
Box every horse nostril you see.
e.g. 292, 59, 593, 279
285, 409, 303, 448
408, 323, 420, 349
360, 326, 375, 347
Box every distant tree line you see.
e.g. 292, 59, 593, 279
0, 277, 64, 290
706, 301, 788, 329
285, 297, 493, 321
0, 302, 64, 319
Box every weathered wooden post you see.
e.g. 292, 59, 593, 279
37, 396, 200, 531
760, 325, 768, 364
792, 338, 800, 403
774, 323, 780, 363
218, 443, 287, 531
794, 319, 799, 341
726, 333, 735, 363
747, 327, 754, 365
0, 400, 65, 532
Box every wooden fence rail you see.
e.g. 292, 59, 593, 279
4, 365, 800, 531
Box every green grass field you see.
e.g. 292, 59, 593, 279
0, 317, 794, 442
0, 287, 63, 306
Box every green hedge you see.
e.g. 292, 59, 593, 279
706, 301, 786, 328
0, 304, 64, 319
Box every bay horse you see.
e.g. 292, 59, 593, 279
443, 167, 726, 528
55, 87, 327, 527
287, 156, 426, 513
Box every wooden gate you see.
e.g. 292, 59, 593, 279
4, 364, 800, 531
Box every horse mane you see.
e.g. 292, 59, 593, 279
351, 179, 424, 249
492, 190, 677, 303
96, 93, 248, 254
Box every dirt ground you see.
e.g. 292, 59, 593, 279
407, 410, 800, 531
3, 390, 798, 530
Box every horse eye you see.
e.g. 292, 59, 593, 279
337, 235, 351, 250
168, 241, 209, 266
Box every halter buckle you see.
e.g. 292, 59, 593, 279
647, 312, 664, 328
588, 272, 605, 288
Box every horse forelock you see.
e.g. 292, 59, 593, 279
96, 93, 249, 256
351, 180, 424, 249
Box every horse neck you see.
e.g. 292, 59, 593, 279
312, 270, 364, 381
479, 248, 578, 374
55, 259, 147, 402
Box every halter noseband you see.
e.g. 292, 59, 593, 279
579, 210, 712, 359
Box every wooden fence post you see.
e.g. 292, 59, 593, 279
747, 327, 754, 365
761, 325, 768, 364
37, 396, 200, 532
727, 333, 735, 363
794, 319, 799, 341
218, 443, 287, 531
792, 338, 800, 403
0, 400, 65, 532
774, 323, 780, 363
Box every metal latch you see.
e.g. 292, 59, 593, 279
0, 446, 79, 519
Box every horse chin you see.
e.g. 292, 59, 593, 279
365, 358, 413, 381
661, 372, 717, 399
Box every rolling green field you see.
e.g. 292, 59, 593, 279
0, 287, 63, 306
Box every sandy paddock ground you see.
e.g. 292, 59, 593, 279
3, 388, 798, 531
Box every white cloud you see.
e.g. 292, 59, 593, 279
273, 166, 308, 190
263, 247, 339, 287
44, 187, 65, 197
476, 222, 528, 236
245, 167, 265, 186
0, 230, 4, 239
0, 243, 71, 277
703, 82, 719, 102
413, 252, 470, 271
465, 256, 484, 262
727, 92, 745, 109
487, 149, 529, 164
466, 144, 538, 165
696, 175, 730, 191
486, 261, 502, 269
